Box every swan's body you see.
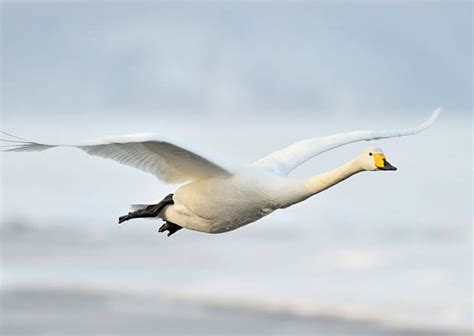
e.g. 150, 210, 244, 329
163, 168, 306, 233
2, 108, 440, 236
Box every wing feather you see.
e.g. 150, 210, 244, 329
2, 132, 231, 184
255, 108, 441, 175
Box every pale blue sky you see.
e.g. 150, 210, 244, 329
2, 1, 472, 118
1, 2, 472, 329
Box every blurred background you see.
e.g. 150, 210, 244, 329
1, 1, 472, 335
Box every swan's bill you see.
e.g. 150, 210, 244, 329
373, 154, 397, 171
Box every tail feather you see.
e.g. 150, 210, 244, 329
130, 204, 149, 211
130, 198, 165, 211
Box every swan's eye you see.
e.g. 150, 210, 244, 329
369, 152, 373, 156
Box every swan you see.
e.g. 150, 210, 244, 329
1, 108, 440, 236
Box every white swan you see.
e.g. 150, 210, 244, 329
2, 108, 440, 236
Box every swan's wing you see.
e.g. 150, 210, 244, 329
255, 108, 441, 175
1, 132, 232, 184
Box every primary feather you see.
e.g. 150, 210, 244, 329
1, 132, 231, 184
254, 108, 441, 175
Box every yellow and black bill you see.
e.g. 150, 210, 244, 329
373, 154, 398, 171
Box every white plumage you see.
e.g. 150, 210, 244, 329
4, 132, 231, 184
2, 108, 440, 235
255, 108, 440, 175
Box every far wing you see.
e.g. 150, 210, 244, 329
2, 132, 232, 184
254, 108, 441, 175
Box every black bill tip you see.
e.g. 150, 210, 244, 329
381, 159, 397, 171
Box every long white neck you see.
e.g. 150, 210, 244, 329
306, 159, 364, 196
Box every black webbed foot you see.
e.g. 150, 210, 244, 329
118, 213, 133, 224
118, 193, 174, 224
159, 221, 183, 237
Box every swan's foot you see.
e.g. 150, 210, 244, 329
118, 193, 174, 224
159, 221, 183, 237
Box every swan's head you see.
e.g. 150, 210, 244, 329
359, 147, 397, 171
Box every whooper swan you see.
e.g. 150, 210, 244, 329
2, 108, 440, 236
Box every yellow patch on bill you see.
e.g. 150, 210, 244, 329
373, 153, 385, 168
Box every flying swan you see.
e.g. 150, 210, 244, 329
2, 108, 440, 236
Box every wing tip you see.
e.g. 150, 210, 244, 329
432, 106, 442, 119
2, 143, 55, 152
0, 131, 56, 152
419, 107, 441, 130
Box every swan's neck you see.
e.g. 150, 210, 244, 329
306, 159, 364, 195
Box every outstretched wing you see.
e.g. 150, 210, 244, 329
254, 108, 441, 175
1, 132, 232, 184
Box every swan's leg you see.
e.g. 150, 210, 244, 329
158, 221, 183, 237
118, 194, 174, 224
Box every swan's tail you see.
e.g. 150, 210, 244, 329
130, 197, 168, 211
130, 204, 149, 211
